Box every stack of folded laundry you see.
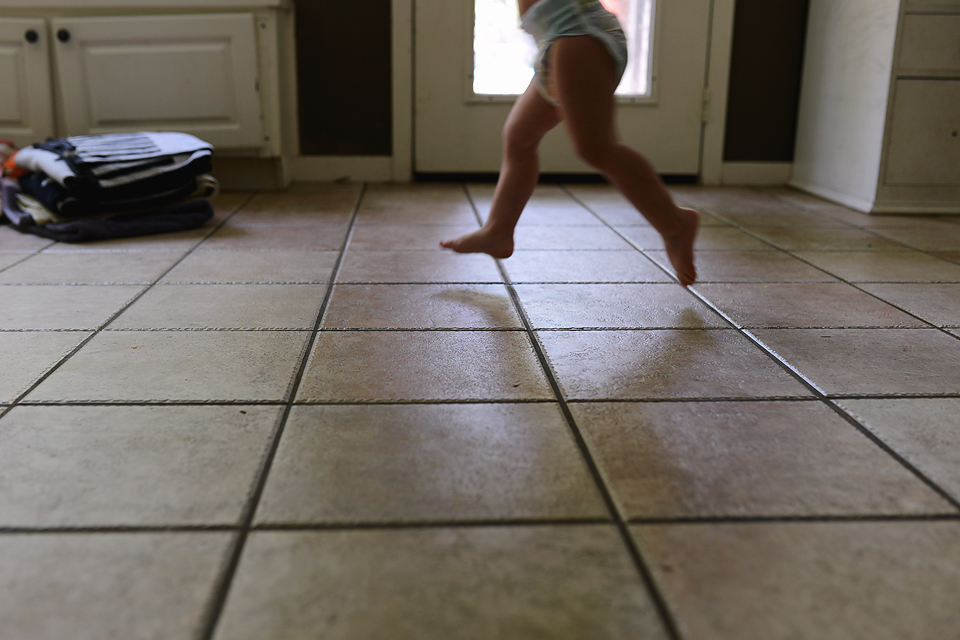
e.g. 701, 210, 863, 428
0, 131, 218, 242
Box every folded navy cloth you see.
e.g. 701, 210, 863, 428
20, 199, 214, 243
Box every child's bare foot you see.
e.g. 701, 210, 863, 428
439, 226, 515, 259
663, 207, 699, 287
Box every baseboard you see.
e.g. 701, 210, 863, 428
721, 162, 794, 186
788, 178, 876, 214
871, 201, 960, 215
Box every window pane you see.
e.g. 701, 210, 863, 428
473, 0, 655, 97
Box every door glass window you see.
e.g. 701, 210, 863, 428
473, 0, 655, 97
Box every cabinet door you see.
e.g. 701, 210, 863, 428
51, 13, 263, 149
0, 18, 54, 147
885, 80, 960, 186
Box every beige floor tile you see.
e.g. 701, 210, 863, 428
563, 184, 651, 226
110, 284, 326, 330
359, 185, 478, 225
203, 223, 350, 251
256, 404, 606, 524
0, 532, 231, 640
211, 191, 254, 222
349, 223, 479, 250
0, 252, 182, 284
753, 328, 960, 396
161, 249, 338, 284
719, 210, 849, 229
622, 225, 773, 251
228, 209, 354, 226
795, 251, 960, 283
322, 284, 521, 329
538, 330, 811, 400
515, 283, 726, 329
503, 250, 671, 283
338, 250, 502, 283
0, 285, 144, 330
938, 251, 960, 264
469, 184, 605, 226
0, 227, 54, 252
28, 330, 309, 402
572, 401, 951, 519
513, 226, 634, 250
869, 225, 960, 252
750, 226, 909, 251
0, 405, 278, 526
695, 282, 926, 328
839, 398, 960, 503
648, 250, 836, 283
0, 332, 89, 402
0, 253, 29, 270
39, 227, 212, 253
298, 331, 552, 401
363, 182, 473, 209
232, 183, 361, 220
632, 521, 960, 640
670, 187, 796, 213
858, 283, 960, 327
215, 526, 667, 640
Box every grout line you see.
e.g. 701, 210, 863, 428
464, 184, 685, 640
0, 194, 257, 424
196, 184, 367, 640
6, 511, 960, 537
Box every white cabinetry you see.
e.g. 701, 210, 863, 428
0, 2, 289, 157
0, 18, 54, 144
792, 0, 960, 213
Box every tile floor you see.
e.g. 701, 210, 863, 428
1, 182, 959, 639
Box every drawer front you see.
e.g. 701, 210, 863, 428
885, 79, 960, 186
899, 14, 960, 73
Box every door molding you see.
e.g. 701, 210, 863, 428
699, 0, 735, 185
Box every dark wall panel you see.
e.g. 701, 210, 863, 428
296, 0, 392, 156
723, 0, 809, 162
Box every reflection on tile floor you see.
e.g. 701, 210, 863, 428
1, 183, 958, 638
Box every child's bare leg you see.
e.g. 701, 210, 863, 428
553, 36, 699, 286
440, 83, 561, 259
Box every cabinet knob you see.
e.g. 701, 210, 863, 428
57, 29, 71, 43
25, 30, 39, 43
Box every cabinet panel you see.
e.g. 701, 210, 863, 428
52, 13, 263, 148
885, 79, 960, 186
899, 14, 960, 73
0, 18, 54, 146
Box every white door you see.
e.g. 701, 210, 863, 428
0, 18, 54, 147
51, 13, 263, 148
415, 0, 712, 175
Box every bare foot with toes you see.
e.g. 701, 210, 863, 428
439, 226, 515, 259
663, 207, 699, 287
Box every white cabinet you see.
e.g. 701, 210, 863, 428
0, 3, 288, 156
0, 18, 55, 144
792, 0, 960, 213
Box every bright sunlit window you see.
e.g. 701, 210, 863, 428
473, 0, 655, 97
